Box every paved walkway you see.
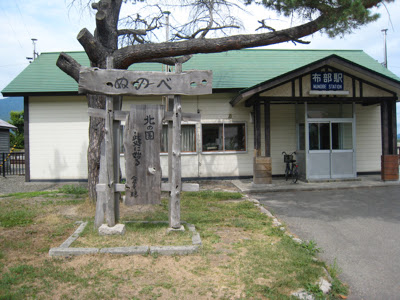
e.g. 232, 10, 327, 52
232, 174, 399, 193
252, 183, 400, 300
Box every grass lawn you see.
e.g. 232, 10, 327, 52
0, 186, 347, 299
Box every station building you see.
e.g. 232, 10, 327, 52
2, 49, 399, 182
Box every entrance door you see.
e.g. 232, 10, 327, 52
307, 121, 355, 180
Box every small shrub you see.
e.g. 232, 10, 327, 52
305, 283, 324, 298
301, 240, 321, 255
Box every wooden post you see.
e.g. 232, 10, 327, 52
254, 100, 261, 157
390, 99, 397, 155
94, 141, 106, 228
264, 101, 271, 157
113, 96, 122, 223
105, 57, 116, 227
169, 63, 183, 229
380, 99, 399, 181
381, 100, 389, 156
253, 99, 272, 184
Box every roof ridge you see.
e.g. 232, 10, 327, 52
37, 49, 365, 55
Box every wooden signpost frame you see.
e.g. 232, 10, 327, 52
83, 57, 212, 230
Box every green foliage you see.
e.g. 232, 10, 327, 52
252, 0, 386, 37
8, 111, 24, 149
301, 240, 322, 255
305, 282, 324, 298
0, 209, 36, 228
328, 259, 349, 297
1, 190, 56, 199
59, 185, 88, 196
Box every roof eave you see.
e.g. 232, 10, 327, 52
230, 54, 400, 107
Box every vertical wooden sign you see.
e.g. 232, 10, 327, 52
124, 104, 164, 205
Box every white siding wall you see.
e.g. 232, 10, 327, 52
270, 105, 297, 174
28, 95, 383, 180
121, 94, 253, 178
356, 104, 382, 172
29, 96, 89, 180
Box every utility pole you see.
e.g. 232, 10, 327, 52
382, 29, 388, 68
26, 38, 39, 63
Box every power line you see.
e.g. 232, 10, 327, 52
14, 0, 32, 39
0, 5, 25, 50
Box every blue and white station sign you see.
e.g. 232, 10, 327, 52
311, 72, 344, 90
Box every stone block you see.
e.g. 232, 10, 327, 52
49, 247, 99, 257
99, 246, 149, 255
150, 245, 199, 256
99, 224, 126, 236
166, 225, 185, 233
318, 278, 332, 294
192, 233, 202, 245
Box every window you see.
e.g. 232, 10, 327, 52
161, 124, 196, 153
309, 123, 330, 150
202, 123, 246, 152
331, 123, 353, 150
120, 124, 196, 154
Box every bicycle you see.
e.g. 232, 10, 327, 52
282, 151, 299, 183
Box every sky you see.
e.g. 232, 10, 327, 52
0, 0, 399, 131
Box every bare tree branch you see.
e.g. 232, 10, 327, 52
143, 55, 193, 66
117, 28, 147, 36
176, 25, 241, 40
56, 52, 83, 83
113, 15, 323, 69
77, 28, 109, 65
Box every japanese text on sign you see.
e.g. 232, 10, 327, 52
311, 72, 344, 90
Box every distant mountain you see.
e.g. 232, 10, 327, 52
0, 97, 23, 121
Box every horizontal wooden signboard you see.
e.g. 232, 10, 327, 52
79, 69, 213, 96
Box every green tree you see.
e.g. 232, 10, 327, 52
61, 0, 392, 201
9, 111, 24, 149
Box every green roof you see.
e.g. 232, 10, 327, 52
2, 49, 400, 96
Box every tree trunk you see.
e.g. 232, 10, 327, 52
87, 94, 106, 202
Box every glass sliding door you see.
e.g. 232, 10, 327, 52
305, 103, 356, 180
307, 122, 331, 179
331, 122, 355, 178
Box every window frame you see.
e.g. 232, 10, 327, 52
201, 122, 247, 154
160, 123, 197, 155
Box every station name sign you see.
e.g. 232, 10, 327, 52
311, 72, 344, 91
79, 68, 213, 96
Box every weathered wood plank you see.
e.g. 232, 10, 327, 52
164, 112, 201, 122
114, 110, 129, 121
104, 57, 115, 227
88, 107, 106, 119
97, 183, 125, 192
79, 69, 213, 96
113, 96, 122, 223
94, 140, 106, 229
169, 94, 182, 229
161, 183, 199, 192
105, 95, 115, 226
124, 104, 164, 205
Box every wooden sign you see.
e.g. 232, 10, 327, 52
123, 105, 164, 205
79, 69, 213, 96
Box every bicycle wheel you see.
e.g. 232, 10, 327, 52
292, 166, 299, 183
284, 164, 290, 181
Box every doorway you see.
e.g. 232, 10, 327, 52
299, 103, 356, 180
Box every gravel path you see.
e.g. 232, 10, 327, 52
0, 176, 87, 195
